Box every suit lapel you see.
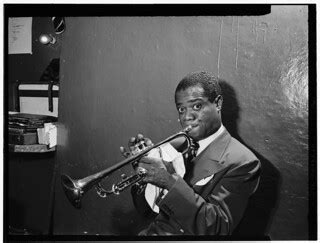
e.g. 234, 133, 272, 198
184, 129, 232, 186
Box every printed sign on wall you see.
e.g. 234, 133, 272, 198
9, 17, 32, 54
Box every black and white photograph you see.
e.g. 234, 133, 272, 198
4, 3, 316, 241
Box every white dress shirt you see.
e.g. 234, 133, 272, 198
193, 124, 225, 185
196, 124, 225, 156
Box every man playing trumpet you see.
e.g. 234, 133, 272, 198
120, 71, 261, 236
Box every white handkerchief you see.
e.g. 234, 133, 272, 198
144, 143, 184, 213
195, 174, 214, 186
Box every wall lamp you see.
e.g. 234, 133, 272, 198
39, 34, 56, 45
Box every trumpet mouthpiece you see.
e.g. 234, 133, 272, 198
184, 125, 193, 133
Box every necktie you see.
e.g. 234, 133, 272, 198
183, 139, 199, 183
183, 139, 199, 161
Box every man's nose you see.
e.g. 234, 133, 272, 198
184, 109, 196, 121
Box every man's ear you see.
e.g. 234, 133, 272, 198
215, 95, 223, 111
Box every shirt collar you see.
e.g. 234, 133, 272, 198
196, 124, 225, 156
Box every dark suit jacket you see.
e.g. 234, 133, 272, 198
132, 128, 261, 235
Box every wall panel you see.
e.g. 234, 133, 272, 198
54, 6, 309, 239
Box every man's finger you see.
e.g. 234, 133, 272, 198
137, 163, 152, 172
139, 156, 151, 164
128, 137, 137, 148
120, 146, 131, 158
137, 134, 144, 142
145, 138, 153, 147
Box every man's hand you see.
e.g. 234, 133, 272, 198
120, 134, 153, 158
138, 156, 178, 190
120, 134, 176, 172
120, 134, 178, 189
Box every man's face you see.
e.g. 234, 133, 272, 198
175, 85, 222, 141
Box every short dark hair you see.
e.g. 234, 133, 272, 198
175, 71, 222, 103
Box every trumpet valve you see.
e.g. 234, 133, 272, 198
137, 140, 146, 150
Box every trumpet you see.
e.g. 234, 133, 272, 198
61, 125, 197, 209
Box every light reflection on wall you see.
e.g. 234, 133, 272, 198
280, 44, 308, 119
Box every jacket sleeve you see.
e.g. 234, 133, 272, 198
156, 159, 261, 235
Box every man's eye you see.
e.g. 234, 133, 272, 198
178, 107, 185, 114
193, 103, 202, 111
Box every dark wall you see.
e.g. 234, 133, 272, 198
8, 152, 56, 234
54, 6, 309, 239
7, 17, 61, 110
7, 17, 61, 234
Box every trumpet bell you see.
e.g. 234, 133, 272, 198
61, 174, 82, 209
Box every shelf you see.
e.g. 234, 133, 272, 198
9, 144, 56, 153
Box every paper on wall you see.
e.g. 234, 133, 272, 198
9, 17, 32, 54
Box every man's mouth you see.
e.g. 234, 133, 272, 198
186, 124, 198, 131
